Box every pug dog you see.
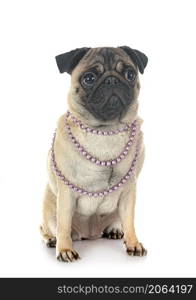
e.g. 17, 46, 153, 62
40, 46, 148, 262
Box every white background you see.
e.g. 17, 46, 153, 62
0, 0, 196, 277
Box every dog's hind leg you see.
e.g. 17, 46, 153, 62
40, 184, 57, 247
102, 219, 124, 239
100, 210, 124, 239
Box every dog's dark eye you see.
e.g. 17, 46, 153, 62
125, 68, 136, 82
82, 72, 96, 86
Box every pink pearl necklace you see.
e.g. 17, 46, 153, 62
65, 111, 137, 166
68, 110, 133, 135
50, 112, 141, 198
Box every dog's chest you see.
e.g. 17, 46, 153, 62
55, 126, 136, 215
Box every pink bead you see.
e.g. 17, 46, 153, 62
125, 175, 130, 179
112, 160, 117, 165
98, 192, 103, 196
82, 191, 87, 195
86, 127, 91, 132
96, 160, 101, 165
104, 131, 108, 135
106, 161, 111, 166
109, 189, 113, 193
91, 157, 96, 162
92, 130, 97, 134
114, 186, 118, 190
118, 182, 122, 187
117, 157, 121, 162
123, 151, 128, 155
93, 193, 98, 197
125, 146, 130, 151
122, 179, 126, 183
86, 154, 91, 159
82, 151, 87, 156
104, 191, 108, 195
78, 147, 83, 151
120, 154, 125, 159
101, 161, 106, 166
98, 131, 102, 135
109, 131, 113, 135
128, 141, 132, 146
88, 192, 92, 196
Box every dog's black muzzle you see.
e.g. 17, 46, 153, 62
85, 76, 133, 121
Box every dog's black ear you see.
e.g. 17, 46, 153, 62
55, 47, 91, 74
119, 46, 148, 74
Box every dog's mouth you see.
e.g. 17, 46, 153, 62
79, 76, 134, 121
107, 95, 124, 109
94, 94, 126, 120
84, 90, 132, 121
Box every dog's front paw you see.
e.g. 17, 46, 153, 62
56, 249, 80, 262
126, 242, 147, 257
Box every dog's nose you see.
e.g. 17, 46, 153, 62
104, 76, 119, 85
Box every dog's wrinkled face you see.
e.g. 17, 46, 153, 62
56, 47, 148, 122
77, 48, 138, 121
